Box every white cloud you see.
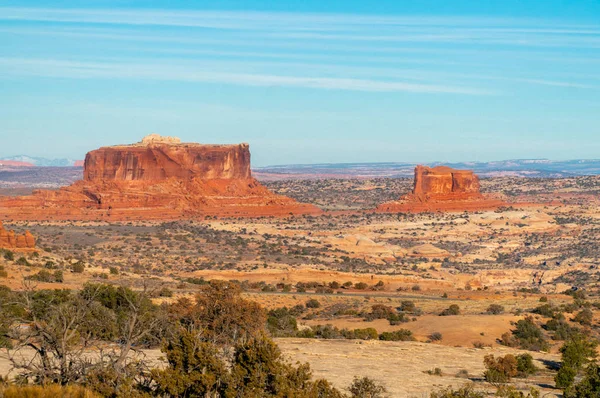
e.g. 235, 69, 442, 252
0, 57, 491, 94
0, 8, 531, 30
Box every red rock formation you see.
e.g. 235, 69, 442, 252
410, 165, 482, 202
0, 135, 320, 220
84, 137, 251, 181
377, 165, 505, 213
0, 221, 35, 249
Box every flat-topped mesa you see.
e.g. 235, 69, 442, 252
84, 134, 251, 181
0, 221, 35, 249
411, 165, 482, 202
0, 135, 321, 220
376, 165, 505, 213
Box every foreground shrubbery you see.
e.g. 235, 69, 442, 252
0, 281, 351, 397
500, 316, 549, 351
0, 281, 399, 397
483, 353, 537, 385
555, 333, 598, 391
430, 384, 541, 398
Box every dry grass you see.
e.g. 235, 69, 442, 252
276, 338, 561, 397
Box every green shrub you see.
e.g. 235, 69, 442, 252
564, 363, 600, 397
495, 386, 540, 398
501, 316, 549, 351
555, 333, 598, 389
364, 304, 396, 321
440, 304, 460, 316
430, 384, 485, 398
572, 308, 593, 326
267, 307, 298, 337
16, 257, 30, 266
515, 353, 537, 377
328, 281, 340, 289
53, 270, 64, 283
400, 300, 417, 313
531, 303, 557, 318
2, 250, 14, 261
26, 270, 54, 282
486, 304, 504, 315
426, 368, 443, 376
484, 354, 517, 384
306, 298, 321, 308
379, 329, 415, 341
349, 376, 387, 398
545, 312, 578, 340
72, 262, 85, 273
349, 328, 379, 340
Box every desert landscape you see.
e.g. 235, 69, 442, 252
2, 2, 600, 397
1, 135, 600, 397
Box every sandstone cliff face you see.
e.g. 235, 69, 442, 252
0, 221, 35, 249
84, 142, 251, 181
412, 165, 482, 202
377, 165, 504, 213
0, 135, 320, 220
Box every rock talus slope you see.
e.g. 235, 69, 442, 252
377, 165, 505, 212
0, 135, 320, 220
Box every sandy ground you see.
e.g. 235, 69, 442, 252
276, 338, 561, 397
302, 314, 520, 348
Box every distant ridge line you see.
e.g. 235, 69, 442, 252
254, 159, 600, 179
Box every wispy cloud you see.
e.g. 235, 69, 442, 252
0, 57, 491, 94
0, 8, 533, 30
511, 78, 597, 89
1, 7, 598, 95
2, 7, 599, 48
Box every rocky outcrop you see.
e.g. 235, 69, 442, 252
0, 135, 320, 220
84, 140, 251, 181
0, 221, 35, 249
377, 165, 505, 213
410, 166, 482, 202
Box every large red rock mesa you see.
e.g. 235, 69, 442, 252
0, 221, 35, 249
0, 134, 320, 220
377, 165, 505, 213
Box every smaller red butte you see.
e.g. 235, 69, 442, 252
377, 165, 505, 213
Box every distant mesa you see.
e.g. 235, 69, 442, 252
377, 165, 506, 213
84, 134, 251, 181
0, 134, 321, 220
0, 221, 35, 250
0, 155, 80, 167
0, 160, 35, 168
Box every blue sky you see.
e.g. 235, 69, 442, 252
1, 1, 599, 166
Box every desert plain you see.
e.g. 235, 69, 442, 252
2, 167, 600, 396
